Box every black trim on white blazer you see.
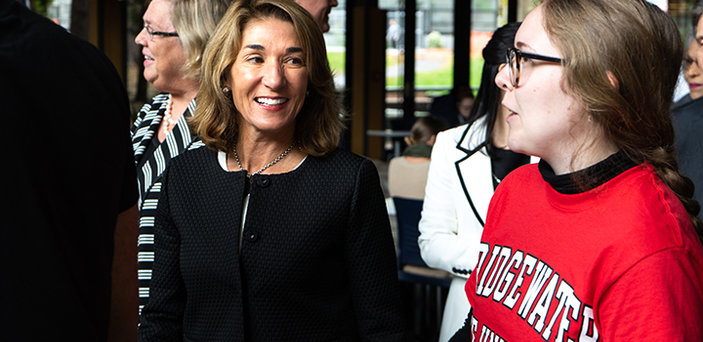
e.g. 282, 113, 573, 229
453, 123, 488, 227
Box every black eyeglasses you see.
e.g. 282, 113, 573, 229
143, 25, 179, 40
506, 47, 562, 87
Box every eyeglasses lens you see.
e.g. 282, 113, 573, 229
507, 49, 519, 87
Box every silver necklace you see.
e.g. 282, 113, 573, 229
232, 142, 294, 179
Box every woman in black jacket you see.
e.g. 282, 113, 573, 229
137, 0, 406, 340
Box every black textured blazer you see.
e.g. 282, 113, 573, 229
138, 146, 406, 341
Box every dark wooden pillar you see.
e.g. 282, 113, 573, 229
453, 0, 471, 89
350, 4, 386, 159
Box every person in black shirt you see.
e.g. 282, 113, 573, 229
1, 0, 138, 340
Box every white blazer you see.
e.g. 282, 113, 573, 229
418, 117, 536, 341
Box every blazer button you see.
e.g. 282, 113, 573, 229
245, 231, 258, 242
452, 267, 471, 275
256, 177, 271, 188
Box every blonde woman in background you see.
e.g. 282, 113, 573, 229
131, 0, 232, 313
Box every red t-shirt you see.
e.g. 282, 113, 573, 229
466, 163, 703, 341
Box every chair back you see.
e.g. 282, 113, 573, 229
393, 197, 449, 339
393, 197, 429, 268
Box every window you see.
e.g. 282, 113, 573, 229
325, 0, 347, 90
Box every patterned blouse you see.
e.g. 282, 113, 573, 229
130, 93, 202, 312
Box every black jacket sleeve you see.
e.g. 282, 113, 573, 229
345, 159, 408, 341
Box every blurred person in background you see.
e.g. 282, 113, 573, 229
681, 39, 703, 101
429, 85, 475, 128
673, 2, 703, 220
294, 0, 338, 32
388, 116, 448, 200
695, 0, 703, 67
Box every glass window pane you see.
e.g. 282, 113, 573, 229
379, 0, 401, 9
383, 1, 406, 122
325, 0, 347, 90
470, 0, 505, 91
416, 0, 454, 113
668, 0, 697, 39
386, 10, 405, 90
47, 0, 73, 30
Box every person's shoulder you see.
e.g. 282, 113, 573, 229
168, 144, 213, 170
2, 2, 125, 96
1, 3, 72, 68
611, 163, 676, 201
499, 163, 540, 188
599, 164, 695, 247
16, 4, 118, 76
510, 162, 539, 177
673, 96, 703, 119
435, 122, 469, 144
308, 148, 379, 178
142, 93, 170, 110
671, 94, 693, 111
4, 3, 81, 55
443, 123, 471, 136
388, 155, 429, 170
444, 119, 489, 149
313, 148, 366, 165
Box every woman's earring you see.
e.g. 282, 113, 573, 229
222, 86, 231, 95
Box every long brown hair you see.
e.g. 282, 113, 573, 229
190, 0, 343, 155
542, 0, 703, 238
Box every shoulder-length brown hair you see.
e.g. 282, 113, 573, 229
190, 0, 343, 156
542, 0, 702, 235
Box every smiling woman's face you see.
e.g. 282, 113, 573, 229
134, 0, 189, 93
228, 17, 308, 137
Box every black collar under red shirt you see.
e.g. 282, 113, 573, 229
538, 150, 637, 194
